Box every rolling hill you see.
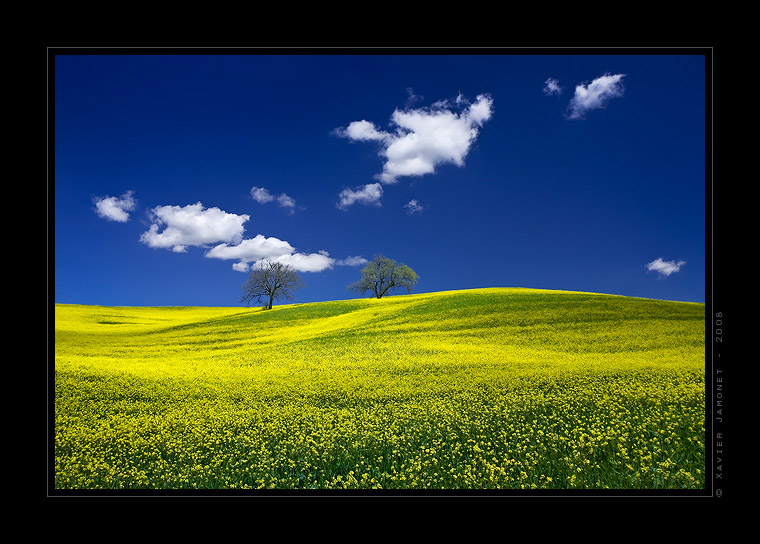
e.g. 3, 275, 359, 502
53, 287, 705, 490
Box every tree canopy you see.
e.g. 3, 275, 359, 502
240, 261, 303, 309
348, 254, 418, 299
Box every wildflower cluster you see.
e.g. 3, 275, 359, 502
54, 289, 705, 490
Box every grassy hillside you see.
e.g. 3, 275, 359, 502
53, 288, 705, 490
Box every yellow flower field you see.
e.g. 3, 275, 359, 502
53, 288, 705, 490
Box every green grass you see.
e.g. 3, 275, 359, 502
53, 287, 705, 490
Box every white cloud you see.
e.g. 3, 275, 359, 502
646, 257, 686, 277
336, 120, 389, 142
335, 93, 494, 191
467, 95, 493, 126
93, 190, 137, 222
335, 255, 369, 266
543, 77, 562, 96
265, 252, 335, 273
205, 234, 338, 273
337, 183, 384, 210
276, 194, 296, 208
205, 234, 295, 262
404, 199, 424, 215
566, 73, 626, 120
251, 186, 298, 213
139, 202, 249, 252
244, 251, 368, 273
405, 87, 424, 108
137, 201, 352, 274
250, 186, 275, 203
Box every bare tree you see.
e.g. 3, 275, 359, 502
348, 254, 418, 299
240, 260, 303, 309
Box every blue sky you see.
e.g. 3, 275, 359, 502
53, 53, 707, 306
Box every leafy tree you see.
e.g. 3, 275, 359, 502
348, 254, 418, 299
240, 260, 303, 309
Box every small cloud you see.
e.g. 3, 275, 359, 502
251, 186, 299, 213
206, 234, 336, 273
264, 252, 335, 273
93, 190, 137, 222
206, 234, 295, 262
276, 194, 296, 208
333, 120, 388, 142
404, 199, 425, 215
336, 255, 369, 266
335, 92, 494, 186
138, 200, 337, 275
543, 77, 563, 96
250, 186, 275, 203
228, 251, 368, 272
405, 87, 424, 107
276, 194, 299, 214
566, 73, 626, 120
337, 183, 384, 210
646, 257, 686, 277
139, 202, 249, 252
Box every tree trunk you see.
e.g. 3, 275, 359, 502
268, 295, 273, 309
